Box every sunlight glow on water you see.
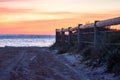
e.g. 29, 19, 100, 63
0, 35, 55, 47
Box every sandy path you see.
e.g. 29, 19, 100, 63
0, 47, 87, 80
0, 52, 26, 80
28, 48, 87, 80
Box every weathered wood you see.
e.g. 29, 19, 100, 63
94, 21, 101, 54
63, 27, 77, 32
55, 29, 61, 43
55, 17, 120, 51
80, 17, 120, 29
77, 24, 83, 49
61, 17, 120, 32
68, 27, 73, 44
61, 28, 65, 44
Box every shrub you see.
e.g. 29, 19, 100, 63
81, 47, 92, 61
50, 42, 72, 54
49, 42, 57, 50
108, 31, 120, 43
57, 42, 72, 54
106, 49, 120, 75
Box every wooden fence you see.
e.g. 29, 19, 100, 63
55, 17, 120, 53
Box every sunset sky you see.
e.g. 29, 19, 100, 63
0, 0, 120, 35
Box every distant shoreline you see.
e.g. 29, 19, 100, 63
0, 35, 55, 47
3, 46, 49, 48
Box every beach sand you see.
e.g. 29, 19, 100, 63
0, 47, 119, 80
0, 47, 87, 80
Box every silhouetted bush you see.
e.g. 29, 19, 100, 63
108, 31, 120, 43
57, 42, 74, 54
81, 47, 92, 61
106, 49, 120, 75
50, 42, 74, 54
49, 42, 58, 50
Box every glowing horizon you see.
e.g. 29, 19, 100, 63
0, 0, 120, 34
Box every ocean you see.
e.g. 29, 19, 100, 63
0, 35, 55, 47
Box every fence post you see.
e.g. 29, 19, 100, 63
55, 29, 61, 44
68, 27, 73, 44
94, 21, 100, 55
61, 28, 65, 44
77, 24, 83, 50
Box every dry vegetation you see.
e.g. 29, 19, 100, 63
51, 27, 120, 76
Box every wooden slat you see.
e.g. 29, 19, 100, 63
60, 17, 120, 32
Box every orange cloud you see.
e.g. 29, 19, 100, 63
0, 8, 80, 23
0, 7, 78, 15
0, 7, 33, 14
0, 7, 119, 35
0, 0, 30, 2
0, 17, 116, 35
0, 18, 83, 34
